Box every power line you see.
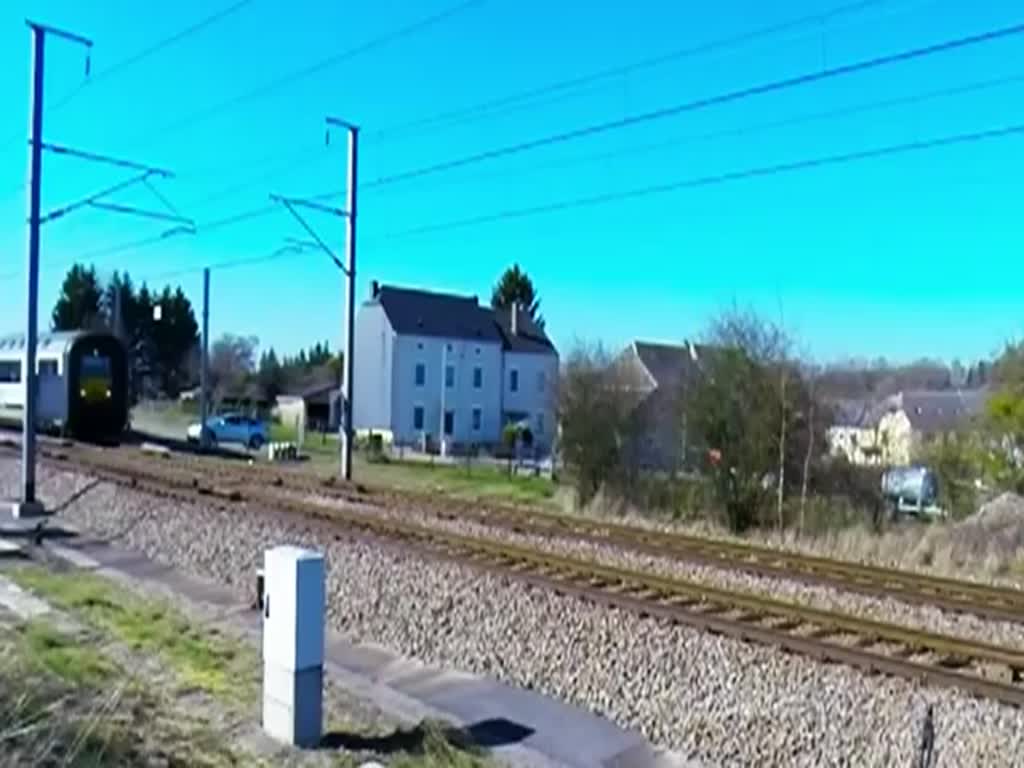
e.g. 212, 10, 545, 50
361, 71, 1024, 198
139, 245, 301, 283
71, 62, 1024, 262
30, 122, 1024, 286
134, 0, 486, 148
368, 0, 899, 141
355, 20, 1024, 191
366, 122, 1024, 241
46, 0, 261, 114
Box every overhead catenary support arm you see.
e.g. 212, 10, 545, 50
269, 194, 346, 272
269, 115, 358, 481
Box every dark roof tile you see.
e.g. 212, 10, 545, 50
370, 284, 555, 354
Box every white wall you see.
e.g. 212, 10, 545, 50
501, 351, 559, 449
353, 303, 394, 432
391, 334, 503, 445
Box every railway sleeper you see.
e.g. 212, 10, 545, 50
978, 663, 1015, 685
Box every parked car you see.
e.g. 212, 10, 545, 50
187, 413, 267, 449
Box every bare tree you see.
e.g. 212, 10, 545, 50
558, 341, 641, 508
209, 334, 258, 409
799, 370, 818, 535
777, 362, 787, 531
685, 306, 823, 532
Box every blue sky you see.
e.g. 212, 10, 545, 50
1, 0, 1022, 365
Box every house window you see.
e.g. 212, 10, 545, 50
415, 363, 425, 387
0, 361, 21, 383
472, 407, 482, 431
537, 371, 545, 393
413, 405, 424, 431
445, 365, 455, 388
38, 360, 58, 377
510, 369, 519, 393
443, 410, 454, 436
536, 413, 544, 436
473, 366, 482, 389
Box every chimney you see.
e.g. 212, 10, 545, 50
511, 302, 519, 336
370, 280, 380, 299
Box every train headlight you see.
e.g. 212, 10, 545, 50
79, 388, 86, 397
105, 389, 111, 399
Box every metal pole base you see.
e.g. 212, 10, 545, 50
8, 500, 46, 519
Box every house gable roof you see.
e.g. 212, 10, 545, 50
373, 286, 502, 343
631, 340, 705, 390
493, 306, 556, 355
369, 284, 556, 353
885, 389, 988, 433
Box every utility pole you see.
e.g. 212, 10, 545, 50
13, 22, 91, 519
200, 267, 211, 450
271, 117, 358, 480
340, 122, 358, 481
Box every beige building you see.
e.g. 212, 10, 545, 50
827, 389, 987, 467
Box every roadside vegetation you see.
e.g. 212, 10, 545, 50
1, 565, 493, 767
556, 308, 1024, 577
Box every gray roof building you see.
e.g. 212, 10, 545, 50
370, 282, 556, 353
880, 389, 988, 434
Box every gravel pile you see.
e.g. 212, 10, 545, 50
315, 495, 1024, 650
4, 458, 1024, 767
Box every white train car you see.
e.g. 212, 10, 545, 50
0, 330, 128, 441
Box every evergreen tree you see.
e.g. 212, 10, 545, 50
51, 264, 103, 330
491, 263, 544, 329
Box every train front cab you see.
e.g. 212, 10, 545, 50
66, 334, 127, 441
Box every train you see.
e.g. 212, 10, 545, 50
0, 330, 128, 442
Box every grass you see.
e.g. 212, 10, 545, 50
6, 566, 496, 767
389, 720, 491, 768
0, 620, 245, 767
17, 620, 117, 689
8, 566, 254, 704
355, 456, 557, 507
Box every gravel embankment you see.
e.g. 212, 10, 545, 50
4, 459, 1024, 767
307, 494, 1024, 650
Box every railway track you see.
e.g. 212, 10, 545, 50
9, 437, 1024, 626
124, 445, 1024, 625
14, 438, 1024, 624
25, 445, 1024, 708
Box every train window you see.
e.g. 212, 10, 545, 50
38, 360, 58, 377
80, 356, 111, 378
0, 361, 21, 383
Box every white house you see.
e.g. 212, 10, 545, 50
353, 282, 558, 453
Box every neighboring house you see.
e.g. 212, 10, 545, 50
875, 389, 988, 465
273, 383, 342, 434
825, 398, 889, 466
827, 389, 988, 466
616, 340, 706, 471
353, 282, 558, 453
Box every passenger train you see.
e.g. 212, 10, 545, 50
0, 330, 128, 441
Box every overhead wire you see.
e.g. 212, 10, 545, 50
358, 71, 1024, 198
137, 245, 304, 283
67, 18, 1024, 263
45, 0, 262, 115
353, 20, 1024, 192
0, 0, 262, 155
366, 0, 901, 141
364, 122, 1024, 242
131, 0, 487, 149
